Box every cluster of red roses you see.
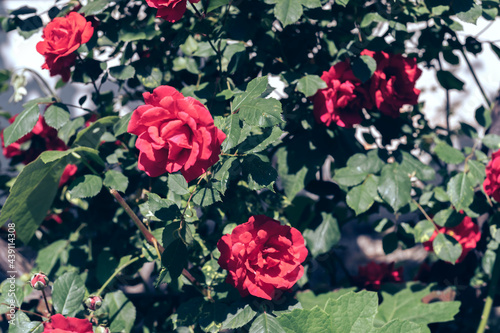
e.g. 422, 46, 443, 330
313, 50, 422, 128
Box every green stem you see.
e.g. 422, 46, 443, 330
457, 45, 491, 107
477, 245, 500, 333
22, 68, 58, 100
96, 256, 141, 296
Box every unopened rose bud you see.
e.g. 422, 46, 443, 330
30, 273, 49, 290
84, 295, 102, 311
94, 325, 110, 333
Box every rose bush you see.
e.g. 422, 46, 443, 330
217, 215, 308, 300
36, 11, 93, 81
42, 314, 93, 333
127, 85, 226, 181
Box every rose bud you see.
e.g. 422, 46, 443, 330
30, 272, 49, 290
94, 325, 110, 333
84, 295, 102, 311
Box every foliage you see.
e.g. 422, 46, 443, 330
0, 0, 499, 332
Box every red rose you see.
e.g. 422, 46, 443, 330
423, 216, 481, 263
217, 215, 308, 300
1, 115, 67, 164
312, 61, 371, 128
36, 12, 94, 82
30, 272, 49, 290
355, 261, 403, 290
146, 0, 200, 23
484, 150, 500, 202
59, 164, 78, 187
361, 50, 422, 118
43, 314, 93, 333
127, 85, 226, 181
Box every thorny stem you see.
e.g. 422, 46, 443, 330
108, 189, 212, 300
96, 255, 142, 296
477, 244, 500, 333
22, 68, 58, 99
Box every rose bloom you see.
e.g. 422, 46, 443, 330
36, 12, 94, 82
217, 215, 308, 300
355, 261, 403, 290
43, 314, 93, 333
423, 216, 481, 263
312, 60, 371, 128
146, 0, 200, 22
127, 85, 226, 182
484, 150, 500, 202
361, 50, 422, 118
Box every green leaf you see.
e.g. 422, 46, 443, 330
36, 240, 68, 275
102, 291, 136, 333
241, 155, 277, 190
233, 76, 269, 111
351, 55, 377, 83
446, 172, 474, 211
40, 146, 103, 166
167, 173, 190, 195
269, 0, 304, 27
436, 70, 464, 90
0, 155, 67, 244
491, 43, 500, 60
239, 126, 283, 154
433, 208, 465, 228
222, 114, 243, 152
360, 12, 386, 28
52, 271, 86, 317
296, 288, 357, 310
455, 3, 482, 24
192, 185, 222, 206
375, 283, 461, 327
222, 304, 257, 330
113, 112, 133, 137
346, 175, 378, 215
433, 233, 462, 263
103, 170, 128, 193
79, 0, 109, 15
44, 103, 70, 130
8, 311, 43, 333
136, 67, 162, 89
325, 290, 378, 332
238, 98, 283, 127
73, 116, 119, 149
3, 100, 41, 147
335, 0, 350, 5
213, 157, 238, 195
303, 212, 340, 257
277, 307, 330, 333
142, 192, 180, 221
377, 164, 412, 212
333, 167, 367, 187
296, 75, 327, 97
467, 160, 486, 186
109, 65, 136, 80
482, 134, 500, 150
68, 175, 103, 199
399, 151, 435, 181
161, 238, 188, 280
207, 0, 230, 12
434, 141, 465, 164
373, 319, 424, 333
413, 220, 436, 243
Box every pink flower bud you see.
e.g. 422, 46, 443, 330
30, 272, 49, 290
84, 295, 102, 311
